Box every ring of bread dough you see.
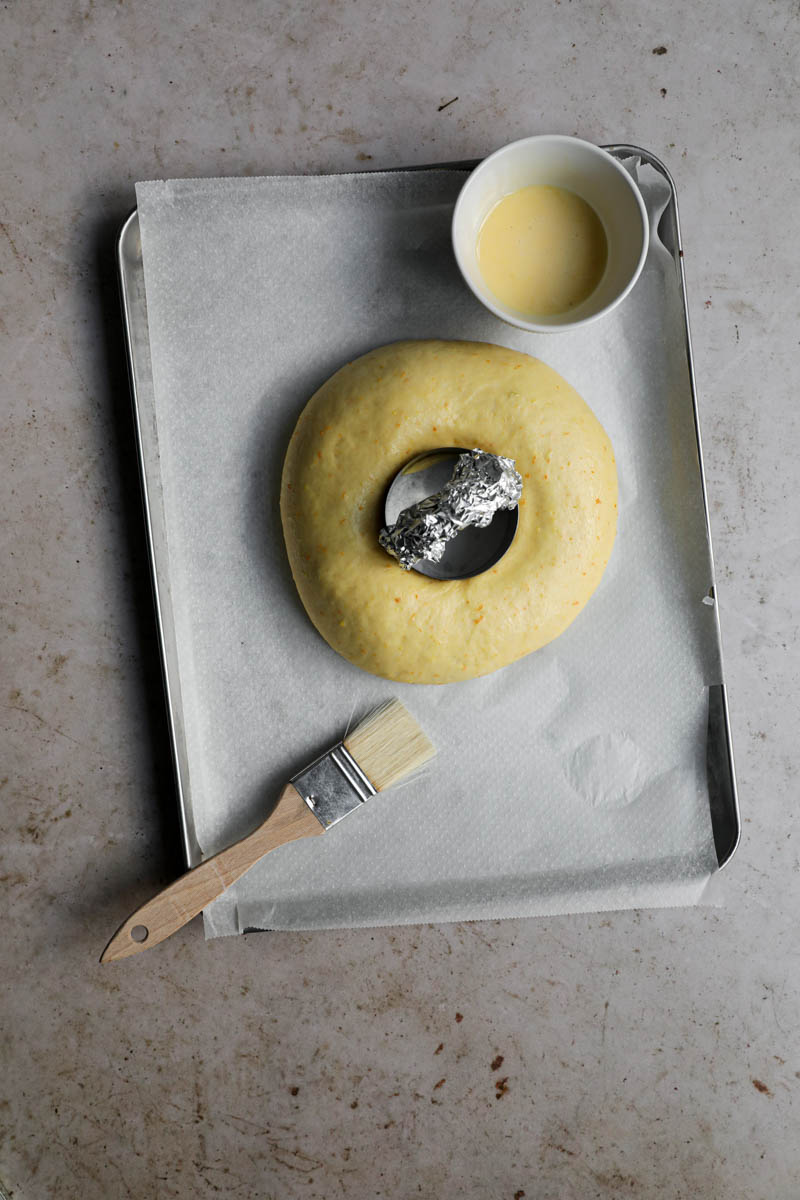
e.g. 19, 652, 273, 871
280, 339, 617, 684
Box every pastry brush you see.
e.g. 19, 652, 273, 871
101, 700, 435, 962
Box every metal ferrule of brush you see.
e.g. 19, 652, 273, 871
290, 742, 377, 830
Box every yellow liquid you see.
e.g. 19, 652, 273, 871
477, 185, 608, 316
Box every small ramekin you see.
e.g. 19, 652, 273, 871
452, 135, 649, 333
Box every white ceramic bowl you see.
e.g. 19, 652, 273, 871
452, 135, 649, 333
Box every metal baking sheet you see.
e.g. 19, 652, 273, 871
116, 145, 739, 888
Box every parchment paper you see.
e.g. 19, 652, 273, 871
135, 161, 722, 937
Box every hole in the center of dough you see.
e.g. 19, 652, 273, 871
384, 447, 519, 580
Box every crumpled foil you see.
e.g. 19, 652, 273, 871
379, 448, 523, 570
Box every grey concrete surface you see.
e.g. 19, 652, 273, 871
2, 1, 798, 1197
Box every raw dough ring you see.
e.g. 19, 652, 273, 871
280, 339, 617, 684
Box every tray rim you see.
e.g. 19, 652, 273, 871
116, 143, 740, 878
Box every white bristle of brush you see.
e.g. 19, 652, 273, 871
343, 699, 436, 793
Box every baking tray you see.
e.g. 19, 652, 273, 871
116, 144, 740, 881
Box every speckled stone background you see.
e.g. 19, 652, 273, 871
2, 2, 798, 1198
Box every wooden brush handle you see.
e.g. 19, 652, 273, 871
101, 783, 322, 962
